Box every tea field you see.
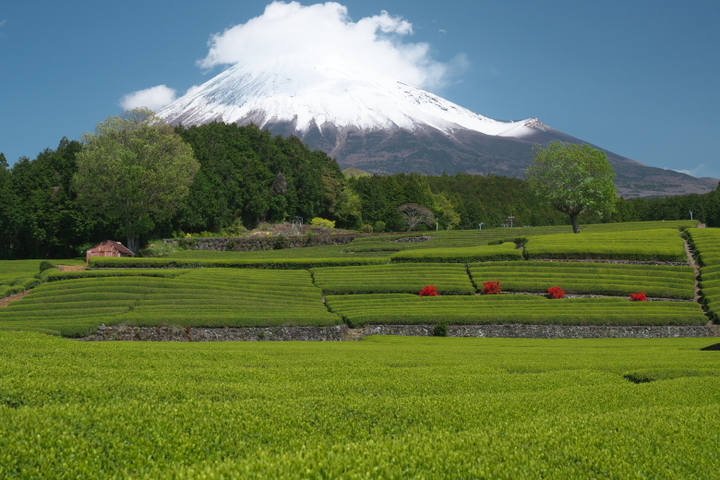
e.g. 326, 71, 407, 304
0, 220, 717, 335
0, 332, 718, 478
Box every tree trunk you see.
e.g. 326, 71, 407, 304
126, 235, 139, 253
570, 214, 581, 234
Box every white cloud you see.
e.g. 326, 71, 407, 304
119, 85, 177, 111
197, 1, 463, 90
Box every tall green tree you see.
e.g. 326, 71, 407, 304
526, 142, 617, 233
73, 109, 199, 252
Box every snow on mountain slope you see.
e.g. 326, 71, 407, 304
158, 58, 540, 138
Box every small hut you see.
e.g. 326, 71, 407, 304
86, 240, 135, 264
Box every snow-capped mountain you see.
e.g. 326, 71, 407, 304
159, 59, 717, 198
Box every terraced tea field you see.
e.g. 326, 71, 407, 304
0, 333, 718, 478
469, 261, 696, 299
687, 228, 720, 321
326, 294, 707, 327
0, 221, 716, 335
0, 269, 339, 336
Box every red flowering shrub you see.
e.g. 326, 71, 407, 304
547, 286, 566, 299
419, 285, 440, 296
630, 291, 648, 302
482, 281, 502, 295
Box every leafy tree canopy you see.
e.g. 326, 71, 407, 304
526, 142, 617, 233
73, 109, 199, 252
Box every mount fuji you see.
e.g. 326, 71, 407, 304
158, 58, 717, 198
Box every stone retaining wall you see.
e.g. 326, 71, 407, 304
165, 234, 361, 252
83, 323, 718, 341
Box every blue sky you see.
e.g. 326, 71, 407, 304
1, 1, 719, 180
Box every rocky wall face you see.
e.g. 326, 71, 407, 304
85, 324, 350, 342
166, 235, 359, 252
83, 323, 718, 341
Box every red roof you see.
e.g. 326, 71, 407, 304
87, 240, 135, 256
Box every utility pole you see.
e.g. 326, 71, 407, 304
507, 216, 515, 228
689, 211, 694, 220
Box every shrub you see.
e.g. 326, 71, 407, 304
39, 261, 55, 272
419, 285, 440, 297
547, 286, 566, 299
433, 323, 448, 336
482, 281, 502, 295
630, 292, 649, 302
310, 217, 336, 229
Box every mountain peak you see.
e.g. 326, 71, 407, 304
158, 59, 718, 198
158, 60, 535, 138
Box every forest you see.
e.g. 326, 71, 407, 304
1, 122, 718, 259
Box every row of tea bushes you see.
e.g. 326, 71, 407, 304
469, 261, 695, 299
311, 263, 476, 295
686, 228, 720, 321
326, 294, 708, 327
1, 333, 717, 478
0, 269, 340, 336
90, 256, 387, 269
390, 242, 523, 263
524, 229, 688, 262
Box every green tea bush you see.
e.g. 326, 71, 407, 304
390, 242, 523, 263
685, 228, 720, 320
525, 229, 687, 261
0, 333, 717, 478
0, 270, 340, 335
311, 263, 475, 295
90, 257, 387, 269
469, 261, 695, 299
326, 294, 707, 327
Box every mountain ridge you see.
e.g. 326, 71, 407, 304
158, 60, 718, 198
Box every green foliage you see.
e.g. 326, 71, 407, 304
0, 270, 339, 335
390, 242, 523, 263
685, 228, 720, 320
38, 261, 55, 272
310, 217, 336, 229
524, 228, 687, 262
326, 294, 707, 327
0, 333, 718, 478
73, 109, 199, 252
311, 264, 476, 295
174, 123, 344, 233
527, 142, 618, 233
469, 261, 695, 299
89, 256, 387, 270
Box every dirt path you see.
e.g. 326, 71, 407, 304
0, 290, 30, 307
684, 238, 702, 303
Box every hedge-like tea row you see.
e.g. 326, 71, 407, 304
326, 294, 707, 327
0, 270, 340, 336
1, 332, 718, 478
390, 242, 523, 263
311, 263, 476, 295
39, 268, 189, 281
469, 261, 695, 299
0, 260, 84, 298
525, 229, 688, 261
685, 228, 720, 320
90, 256, 388, 269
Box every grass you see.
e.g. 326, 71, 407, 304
0, 332, 718, 478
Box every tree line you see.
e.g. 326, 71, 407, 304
1, 118, 718, 259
